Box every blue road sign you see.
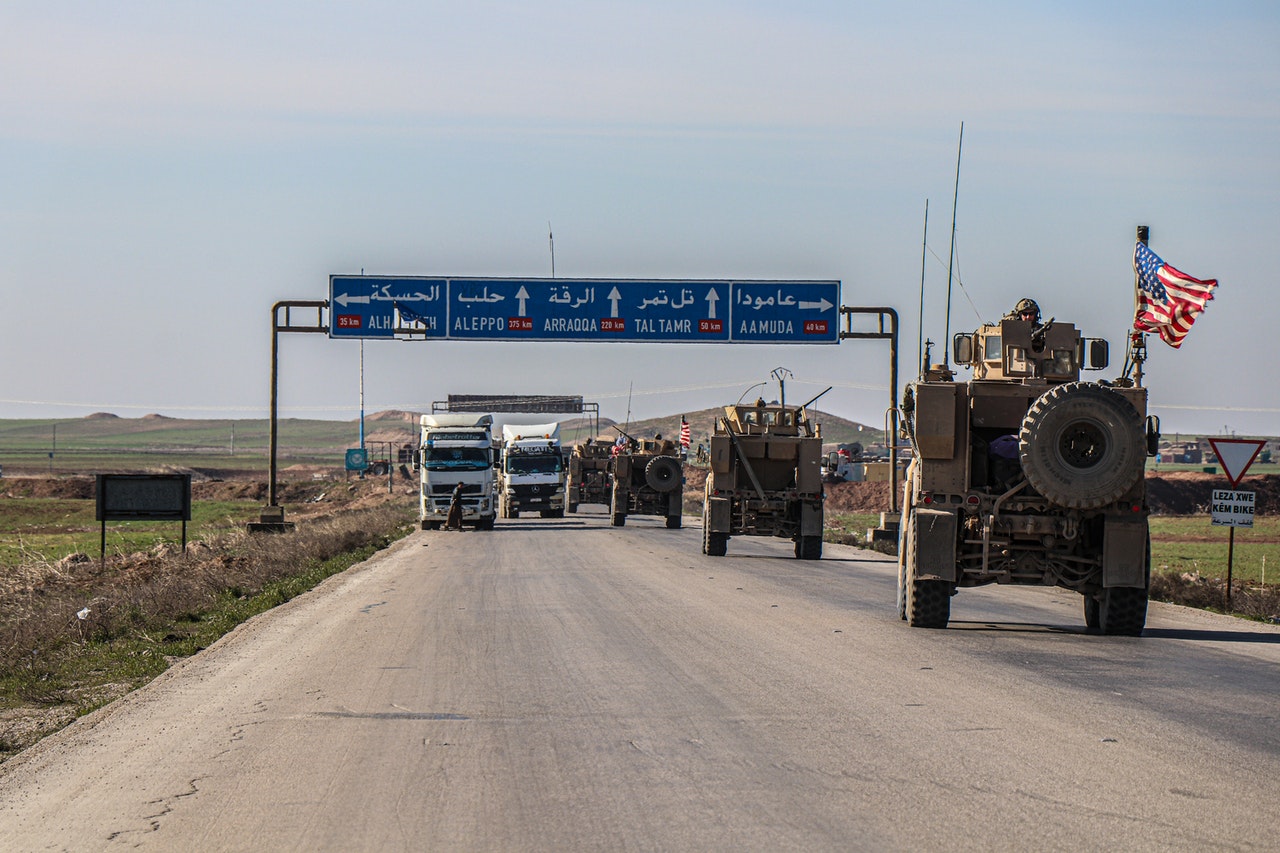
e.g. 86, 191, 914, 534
729, 281, 839, 343
327, 276, 839, 343
446, 278, 838, 344
449, 279, 733, 343
329, 276, 447, 338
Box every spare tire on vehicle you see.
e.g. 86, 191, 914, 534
1019, 382, 1145, 509
645, 456, 683, 492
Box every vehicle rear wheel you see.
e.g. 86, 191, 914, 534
704, 525, 727, 557
1019, 382, 1145, 509
1096, 586, 1147, 636
612, 512, 626, 527
794, 535, 822, 560
907, 578, 951, 628
904, 508, 951, 628
666, 514, 681, 529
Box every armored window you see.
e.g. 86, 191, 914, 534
1046, 349, 1075, 377
1005, 346, 1031, 376
984, 335, 1002, 361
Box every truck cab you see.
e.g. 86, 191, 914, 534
499, 423, 566, 519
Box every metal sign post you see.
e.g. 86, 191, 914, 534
1207, 438, 1267, 611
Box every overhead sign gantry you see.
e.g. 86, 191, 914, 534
259, 285, 898, 532
327, 276, 839, 344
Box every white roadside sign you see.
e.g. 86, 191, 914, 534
1211, 489, 1255, 527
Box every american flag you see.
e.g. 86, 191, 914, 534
1132, 242, 1218, 349
679, 417, 691, 448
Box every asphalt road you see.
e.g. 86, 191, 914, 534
3, 508, 1279, 851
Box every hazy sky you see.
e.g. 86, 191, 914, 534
2, 1, 1276, 436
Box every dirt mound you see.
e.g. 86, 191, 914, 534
1147, 472, 1280, 515
84, 412, 119, 419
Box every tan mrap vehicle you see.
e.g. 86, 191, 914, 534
609, 436, 684, 528
702, 400, 824, 559
899, 316, 1158, 635
567, 441, 613, 513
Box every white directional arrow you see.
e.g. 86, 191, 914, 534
334, 293, 371, 308
798, 298, 833, 312
705, 288, 720, 319
515, 286, 530, 316
608, 287, 622, 318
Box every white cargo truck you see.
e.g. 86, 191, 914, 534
419, 414, 497, 530
498, 423, 566, 518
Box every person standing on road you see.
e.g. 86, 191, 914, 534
445, 482, 465, 530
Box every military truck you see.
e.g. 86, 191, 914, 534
701, 398, 825, 559
567, 440, 613, 513
608, 435, 684, 528
898, 313, 1158, 635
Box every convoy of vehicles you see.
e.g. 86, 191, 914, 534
418, 414, 497, 530
412, 289, 1163, 641
897, 314, 1155, 635
498, 423, 567, 518
701, 398, 825, 560
608, 435, 684, 528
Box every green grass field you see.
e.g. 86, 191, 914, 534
0, 498, 265, 566
0, 416, 417, 475
826, 512, 1280, 584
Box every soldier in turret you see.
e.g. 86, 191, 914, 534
1004, 297, 1043, 329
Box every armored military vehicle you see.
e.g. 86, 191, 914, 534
567, 440, 613, 512
898, 310, 1158, 635
609, 435, 684, 528
701, 398, 825, 559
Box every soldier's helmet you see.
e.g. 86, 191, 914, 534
1014, 298, 1040, 322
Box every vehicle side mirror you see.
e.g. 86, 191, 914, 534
953, 333, 974, 365
1146, 415, 1161, 457
1087, 339, 1109, 370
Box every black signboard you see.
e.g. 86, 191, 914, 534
96, 474, 192, 521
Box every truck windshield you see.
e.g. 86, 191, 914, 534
425, 447, 490, 471
506, 455, 562, 475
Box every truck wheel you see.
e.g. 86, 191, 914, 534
666, 514, 682, 529
567, 499, 578, 514
475, 516, 495, 531
907, 578, 951, 628
1019, 382, 1145, 509
421, 520, 440, 531
612, 512, 626, 527
905, 513, 951, 628
1095, 587, 1147, 636
509, 509, 519, 519
794, 535, 822, 560
645, 456, 683, 492
704, 525, 728, 557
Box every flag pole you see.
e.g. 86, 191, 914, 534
1128, 225, 1149, 388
